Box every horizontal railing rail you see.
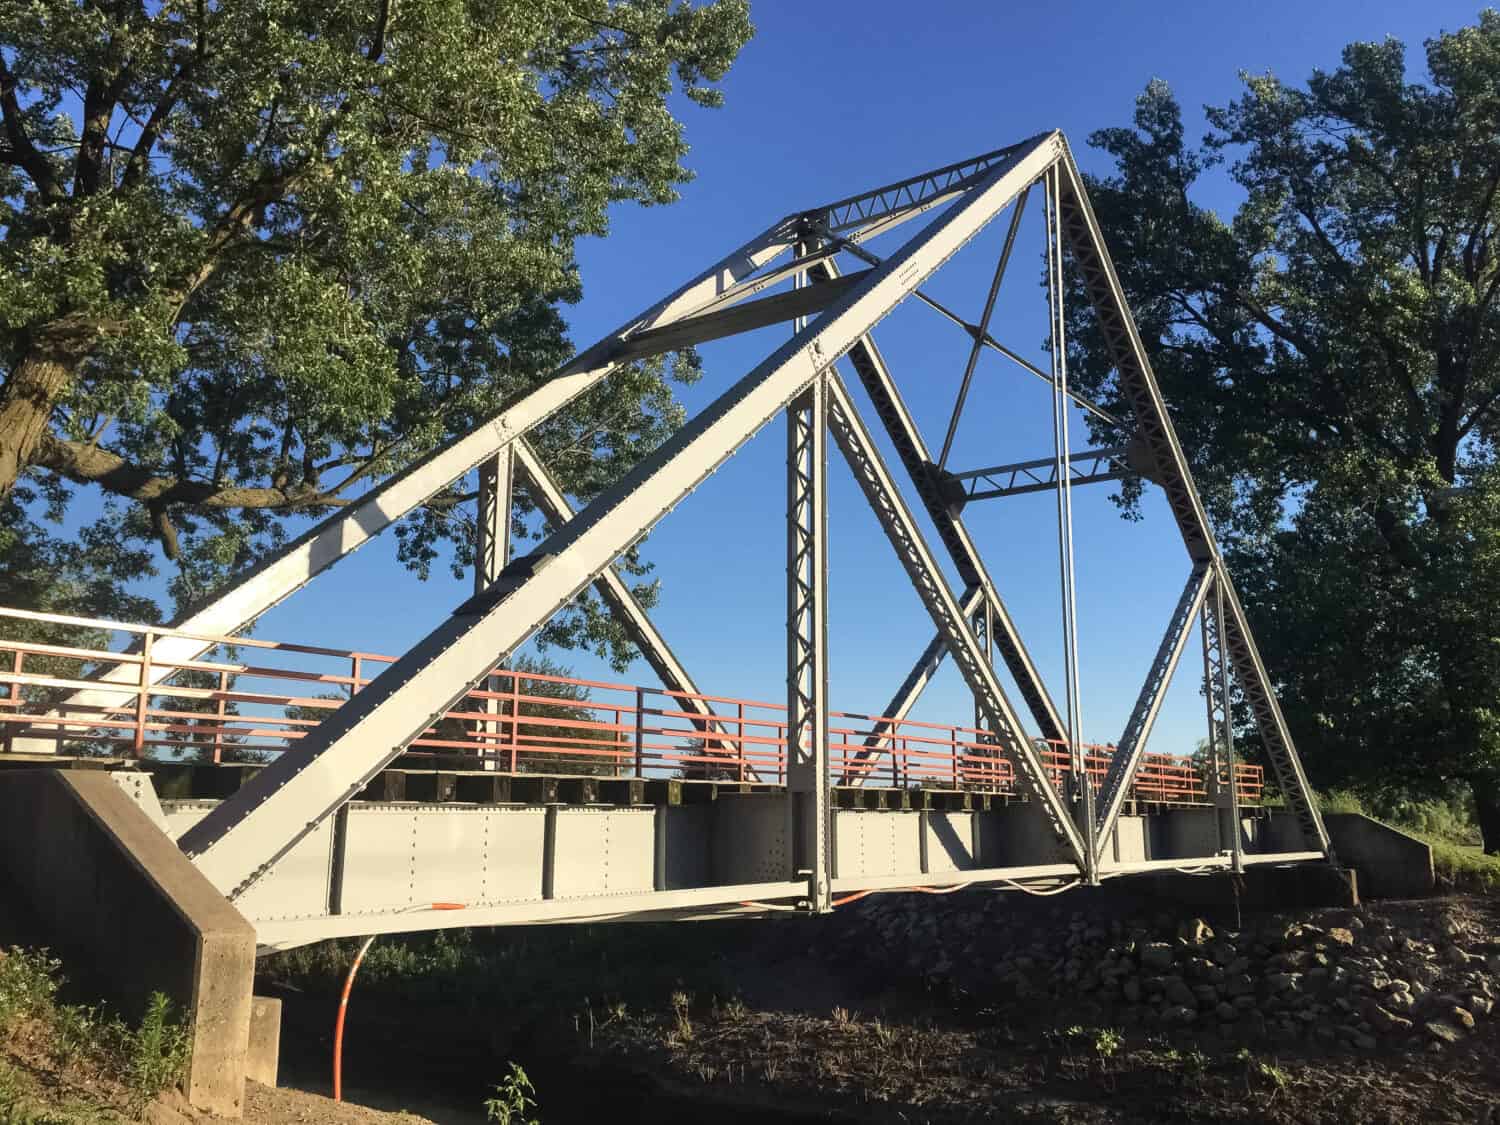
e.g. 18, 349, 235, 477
0, 605, 1264, 802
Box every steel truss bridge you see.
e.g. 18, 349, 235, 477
1, 132, 1331, 952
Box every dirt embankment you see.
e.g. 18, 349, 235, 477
254, 888, 1500, 1124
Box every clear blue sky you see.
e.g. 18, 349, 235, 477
238, 1, 1481, 755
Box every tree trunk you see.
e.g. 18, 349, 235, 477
0, 337, 86, 499
1474, 775, 1500, 856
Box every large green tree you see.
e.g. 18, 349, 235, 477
0, 0, 751, 667
1068, 13, 1500, 852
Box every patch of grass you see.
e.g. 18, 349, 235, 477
110, 993, 190, 1114
1424, 838, 1500, 891
0, 947, 191, 1121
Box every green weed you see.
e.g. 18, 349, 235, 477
483, 1062, 539, 1125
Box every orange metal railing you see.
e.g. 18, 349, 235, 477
0, 606, 1264, 803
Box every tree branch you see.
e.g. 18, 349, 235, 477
0, 57, 64, 200
33, 433, 351, 512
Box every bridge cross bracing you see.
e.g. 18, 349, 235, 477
3, 131, 1333, 946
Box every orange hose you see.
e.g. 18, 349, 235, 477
331, 904, 465, 1103
332, 935, 376, 1102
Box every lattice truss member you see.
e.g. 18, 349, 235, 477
43, 131, 1328, 899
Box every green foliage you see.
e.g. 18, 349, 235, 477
0, 949, 61, 1029
482, 1062, 539, 1125
0, 948, 189, 1119
1070, 13, 1500, 849
112, 993, 190, 1113
0, 0, 754, 674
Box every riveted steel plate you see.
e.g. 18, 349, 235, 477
340, 805, 547, 915
550, 807, 655, 899
924, 811, 977, 873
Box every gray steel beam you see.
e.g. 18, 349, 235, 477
1045, 165, 1094, 882
179, 133, 1064, 897
824, 370, 1087, 868
16, 220, 801, 753
813, 262, 1068, 748
1092, 564, 1211, 862
1202, 575, 1244, 871
802, 136, 1040, 235
785, 373, 832, 910
947, 446, 1126, 501
1051, 145, 1330, 856
613, 270, 869, 360
475, 449, 512, 593
474, 448, 512, 770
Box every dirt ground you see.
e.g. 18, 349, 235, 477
239, 1082, 441, 1124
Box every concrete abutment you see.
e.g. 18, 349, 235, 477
0, 770, 255, 1117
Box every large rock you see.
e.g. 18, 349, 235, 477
1139, 943, 1176, 972
1266, 972, 1302, 995
1164, 978, 1195, 1007
1424, 1020, 1465, 1044
1177, 918, 1214, 945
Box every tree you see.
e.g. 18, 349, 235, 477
1066, 14, 1500, 852
0, 0, 752, 669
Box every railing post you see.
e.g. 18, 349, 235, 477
212, 669, 228, 763
4, 651, 22, 753
133, 630, 152, 758
509, 671, 520, 773
612, 706, 622, 776
633, 688, 646, 779
737, 702, 746, 783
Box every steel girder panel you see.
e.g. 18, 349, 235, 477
162, 801, 335, 921
548, 807, 656, 899
924, 811, 978, 873
830, 809, 921, 879
181, 134, 1065, 897
338, 806, 547, 914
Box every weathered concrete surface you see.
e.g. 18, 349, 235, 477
0, 770, 255, 1117
1324, 812, 1435, 899
246, 997, 281, 1087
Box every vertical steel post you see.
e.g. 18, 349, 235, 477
786, 236, 832, 911
1216, 575, 1244, 871
1201, 571, 1241, 866
475, 448, 513, 771
1046, 167, 1096, 882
